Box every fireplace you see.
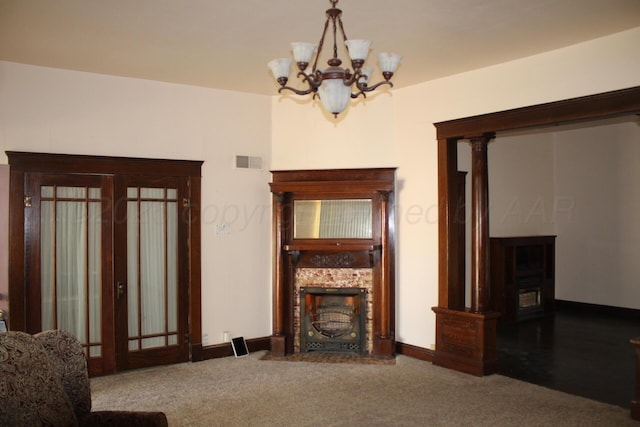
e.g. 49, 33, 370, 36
489, 236, 555, 323
300, 287, 367, 354
516, 277, 543, 318
270, 168, 396, 358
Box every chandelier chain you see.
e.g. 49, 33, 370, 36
314, 19, 330, 72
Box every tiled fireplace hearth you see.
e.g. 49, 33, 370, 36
270, 168, 396, 358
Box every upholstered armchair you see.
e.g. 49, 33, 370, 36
0, 330, 168, 426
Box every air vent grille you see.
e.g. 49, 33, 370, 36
235, 155, 263, 170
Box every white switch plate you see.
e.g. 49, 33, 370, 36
215, 223, 231, 235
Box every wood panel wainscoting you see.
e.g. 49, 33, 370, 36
433, 86, 640, 376
269, 168, 396, 359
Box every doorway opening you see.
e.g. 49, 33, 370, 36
434, 87, 640, 390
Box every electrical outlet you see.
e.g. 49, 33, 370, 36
202, 333, 209, 345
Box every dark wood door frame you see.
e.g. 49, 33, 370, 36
432, 86, 640, 376
7, 152, 205, 374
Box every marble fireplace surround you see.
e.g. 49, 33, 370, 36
279, 245, 394, 358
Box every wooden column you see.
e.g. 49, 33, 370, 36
270, 192, 287, 356
374, 190, 394, 357
436, 137, 463, 310
632, 337, 640, 420
433, 133, 499, 376
456, 171, 467, 308
469, 134, 494, 313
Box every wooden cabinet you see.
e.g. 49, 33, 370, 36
490, 236, 555, 323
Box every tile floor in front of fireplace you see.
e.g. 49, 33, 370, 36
260, 350, 396, 365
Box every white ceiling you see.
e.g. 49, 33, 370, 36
1, 0, 639, 96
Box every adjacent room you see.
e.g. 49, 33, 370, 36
1, 0, 639, 425
466, 116, 640, 407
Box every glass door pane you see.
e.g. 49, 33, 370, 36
126, 186, 179, 351
40, 185, 102, 357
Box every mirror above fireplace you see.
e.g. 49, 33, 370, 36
293, 199, 372, 239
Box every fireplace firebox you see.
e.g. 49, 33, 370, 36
300, 287, 367, 354
490, 236, 555, 323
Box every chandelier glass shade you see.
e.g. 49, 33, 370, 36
267, 0, 401, 117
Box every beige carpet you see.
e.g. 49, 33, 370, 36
90, 351, 635, 426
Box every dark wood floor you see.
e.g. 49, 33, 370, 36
497, 301, 638, 409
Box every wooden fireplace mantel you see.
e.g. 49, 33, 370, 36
283, 243, 381, 269
269, 168, 396, 358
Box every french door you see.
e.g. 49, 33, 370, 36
113, 175, 190, 371
19, 163, 197, 376
25, 173, 114, 375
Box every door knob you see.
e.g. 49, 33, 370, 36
116, 281, 126, 300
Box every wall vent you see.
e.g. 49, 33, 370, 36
235, 155, 263, 170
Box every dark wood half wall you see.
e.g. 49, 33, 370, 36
433, 86, 640, 376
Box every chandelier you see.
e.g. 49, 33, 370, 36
267, 0, 401, 118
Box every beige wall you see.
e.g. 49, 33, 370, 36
273, 27, 640, 349
0, 62, 273, 344
486, 134, 556, 238
271, 94, 397, 170
554, 120, 640, 309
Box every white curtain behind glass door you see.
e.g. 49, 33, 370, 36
127, 187, 178, 350
40, 186, 102, 357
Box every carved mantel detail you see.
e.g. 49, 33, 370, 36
287, 248, 378, 268
309, 252, 355, 267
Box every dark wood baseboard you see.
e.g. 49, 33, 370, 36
396, 341, 434, 362
200, 336, 271, 361
555, 300, 640, 321
190, 343, 203, 362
